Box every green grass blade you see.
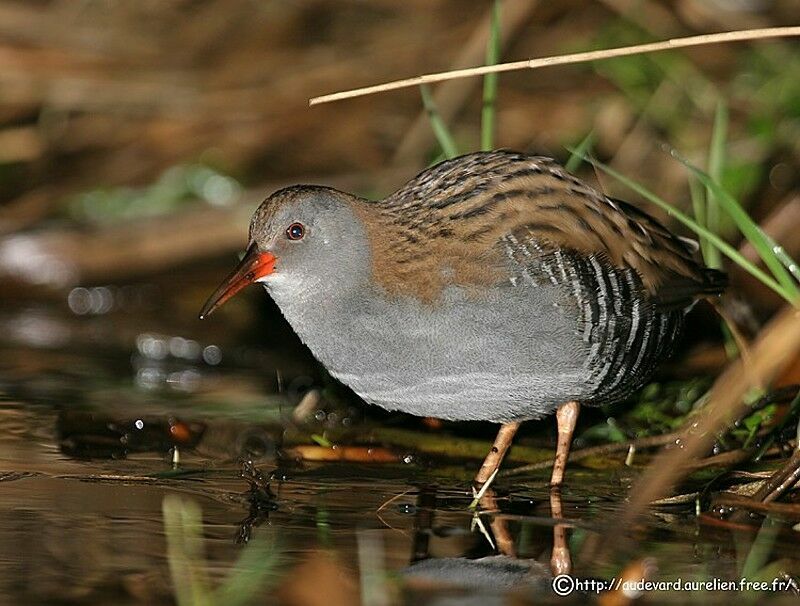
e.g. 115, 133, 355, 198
741, 516, 779, 579
688, 175, 710, 262
420, 84, 459, 159
565, 131, 594, 173
481, 0, 501, 151
705, 101, 727, 268
690, 169, 737, 358
311, 433, 332, 447
163, 496, 212, 606
215, 535, 284, 606
571, 150, 795, 303
769, 235, 800, 282
672, 150, 800, 300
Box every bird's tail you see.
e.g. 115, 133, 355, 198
700, 267, 728, 296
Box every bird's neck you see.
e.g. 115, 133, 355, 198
261, 270, 379, 377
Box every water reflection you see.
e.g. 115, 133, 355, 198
57, 410, 206, 460
0, 299, 796, 604
403, 556, 552, 606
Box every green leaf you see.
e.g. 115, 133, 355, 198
705, 101, 727, 269
672, 150, 800, 301
688, 175, 710, 263
565, 131, 594, 173
741, 516, 779, 579
215, 536, 284, 606
311, 433, 332, 447
420, 84, 459, 159
163, 496, 212, 606
481, 0, 502, 151
571, 150, 796, 305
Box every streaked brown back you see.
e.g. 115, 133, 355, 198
353, 150, 723, 306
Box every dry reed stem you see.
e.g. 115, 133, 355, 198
618, 304, 800, 526
578, 304, 800, 565
501, 432, 683, 477
310, 26, 800, 105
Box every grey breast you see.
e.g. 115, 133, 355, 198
265, 232, 684, 422
275, 275, 594, 423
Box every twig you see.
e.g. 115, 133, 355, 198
470, 512, 496, 551
281, 444, 399, 463
469, 467, 499, 509
372, 426, 553, 464
501, 431, 682, 477
375, 489, 413, 538
713, 493, 800, 517
376, 488, 414, 514
310, 27, 800, 105
751, 449, 800, 504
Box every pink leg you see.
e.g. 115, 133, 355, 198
474, 422, 522, 486
550, 401, 580, 487
549, 401, 579, 575
550, 488, 571, 575
478, 489, 517, 557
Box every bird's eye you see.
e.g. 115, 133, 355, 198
286, 222, 305, 241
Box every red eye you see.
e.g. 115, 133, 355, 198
286, 222, 305, 240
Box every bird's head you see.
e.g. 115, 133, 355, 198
199, 185, 370, 318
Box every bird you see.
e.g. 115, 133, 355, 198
199, 150, 726, 487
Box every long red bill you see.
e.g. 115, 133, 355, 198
199, 244, 276, 319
